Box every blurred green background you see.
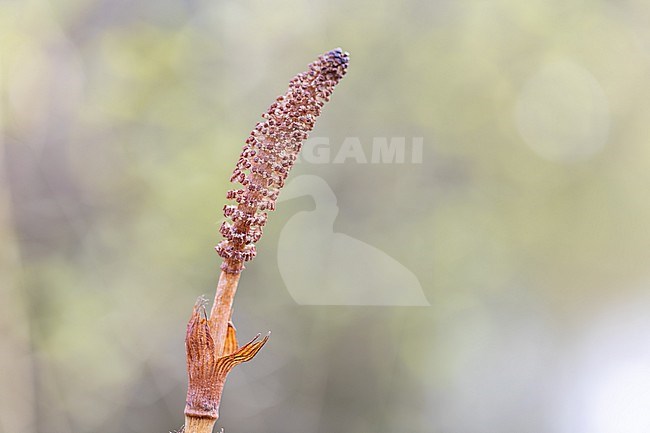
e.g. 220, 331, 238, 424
2, 0, 650, 432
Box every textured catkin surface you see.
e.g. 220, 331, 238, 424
216, 48, 349, 273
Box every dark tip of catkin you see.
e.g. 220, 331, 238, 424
326, 48, 350, 67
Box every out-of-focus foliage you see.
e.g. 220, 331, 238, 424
2, 0, 650, 432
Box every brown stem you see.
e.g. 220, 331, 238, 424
184, 415, 216, 433
209, 270, 241, 357
184, 270, 241, 433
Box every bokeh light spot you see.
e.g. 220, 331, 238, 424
515, 60, 610, 162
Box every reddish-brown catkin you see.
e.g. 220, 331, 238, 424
216, 48, 349, 274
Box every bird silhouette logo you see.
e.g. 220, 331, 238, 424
277, 175, 430, 306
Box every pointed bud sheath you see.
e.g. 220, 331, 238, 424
216, 48, 350, 274
185, 298, 269, 420
185, 299, 219, 419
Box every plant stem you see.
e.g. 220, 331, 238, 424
184, 270, 241, 433
209, 270, 241, 357
184, 271, 240, 433
184, 415, 216, 433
